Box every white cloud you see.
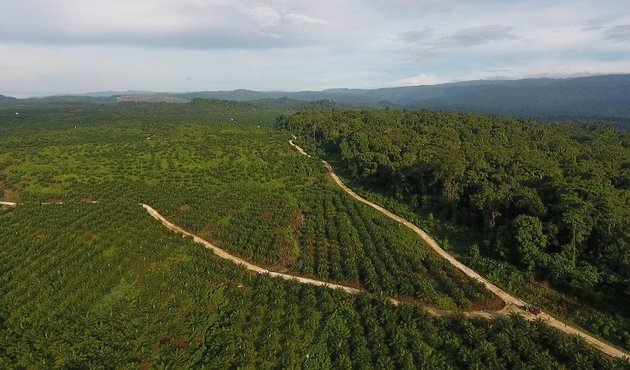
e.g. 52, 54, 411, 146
605, 25, 630, 42
285, 13, 326, 26
0, 0, 332, 48
400, 73, 441, 86
243, 6, 282, 27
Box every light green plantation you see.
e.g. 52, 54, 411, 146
0, 103, 495, 309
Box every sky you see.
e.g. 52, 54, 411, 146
1, 0, 630, 97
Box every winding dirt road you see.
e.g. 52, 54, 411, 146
2, 148, 628, 359
142, 204, 363, 296
289, 139, 629, 360
142, 203, 523, 319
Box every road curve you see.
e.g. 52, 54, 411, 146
289, 139, 311, 157
289, 140, 629, 360
142, 203, 520, 319
142, 204, 362, 295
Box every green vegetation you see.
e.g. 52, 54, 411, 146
278, 109, 630, 350
1, 101, 629, 367
293, 183, 497, 309
8, 74, 630, 127
0, 203, 627, 368
0, 102, 493, 309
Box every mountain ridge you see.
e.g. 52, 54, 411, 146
3, 74, 630, 126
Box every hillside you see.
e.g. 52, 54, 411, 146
1, 204, 618, 368
405, 75, 630, 125
0, 102, 496, 310
0, 95, 17, 106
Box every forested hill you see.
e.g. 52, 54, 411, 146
182, 75, 630, 127
0, 95, 17, 106
278, 110, 630, 336
405, 75, 630, 126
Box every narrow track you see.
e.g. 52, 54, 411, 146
142, 203, 514, 318
289, 139, 629, 360
2, 146, 627, 359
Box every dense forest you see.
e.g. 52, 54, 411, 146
278, 109, 630, 348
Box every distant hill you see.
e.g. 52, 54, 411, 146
173, 75, 630, 126
0, 95, 17, 106
19, 95, 116, 105
178, 89, 269, 101
5, 74, 630, 127
115, 94, 188, 103
402, 75, 630, 125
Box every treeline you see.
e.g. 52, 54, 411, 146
277, 110, 630, 313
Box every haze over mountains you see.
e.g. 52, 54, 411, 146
3, 74, 630, 127
0, 95, 17, 106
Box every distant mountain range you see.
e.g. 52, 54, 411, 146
3, 74, 630, 127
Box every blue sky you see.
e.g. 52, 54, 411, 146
1, 0, 629, 97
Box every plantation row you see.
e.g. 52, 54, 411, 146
0, 203, 626, 368
0, 105, 497, 308
294, 183, 494, 309
0, 202, 250, 368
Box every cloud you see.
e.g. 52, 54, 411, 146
244, 6, 282, 27
443, 25, 516, 46
398, 29, 434, 43
398, 24, 517, 61
285, 13, 326, 25
400, 73, 441, 86
605, 25, 630, 42
0, 0, 329, 49
398, 24, 517, 65
581, 17, 614, 32
1, 0, 630, 96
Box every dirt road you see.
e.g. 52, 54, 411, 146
142, 204, 362, 295
291, 140, 629, 360
2, 154, 626, 358
142, 203, 521, 319
289, 139, 311, 157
